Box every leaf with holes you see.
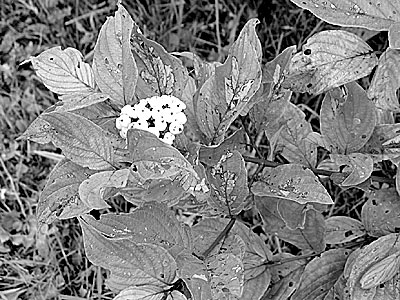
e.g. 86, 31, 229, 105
368, 48, 400, 112
283, 30, 377, 94
277, 103, 317, 167
196, 19, 262, 145
361, 188, 400, 237
329, 153, 373, 186
290, 0, 400, 31
251, 164, 333, 205
40, 112, 128, 170
360, 123, 400, 163
81, 202, 192, 258
346, 233, 400, 299
80, 215, 178, 292
114, 285, 186, 300
78, 169, 130, 209
37, 158, 96, 224
92, 4, 137, 105
255, 196, 326, 252
205, 150, 249, 216
291, 249, 350, 300
130, 24, 189, 99
128, 129, 199, 192
263, 265, 304, 300
29, 46, 95, 96
325, 216, 366, 244
320, 82, 376, 154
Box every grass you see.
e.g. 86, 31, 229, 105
0, 0, 387, 299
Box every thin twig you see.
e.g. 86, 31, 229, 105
242, 155, 395, 185
200, 217, 236, 260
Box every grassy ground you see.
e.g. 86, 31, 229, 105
0, 0, 386, 299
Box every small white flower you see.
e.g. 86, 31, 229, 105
169, 121, 184, 134
162, 132, 175, 145
116, 114, 131, 130
120, 127, 128, 139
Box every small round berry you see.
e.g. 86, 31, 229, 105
119, 127, 128, 139
120, 105, 136, 117
172, 111, 187, 124
154, 119, 167, 131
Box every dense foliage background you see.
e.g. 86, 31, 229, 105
0, 0, 389, 299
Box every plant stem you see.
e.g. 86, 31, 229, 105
200, 217, 236, 260
242, 155, 395, 185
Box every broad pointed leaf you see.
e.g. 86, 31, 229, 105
330, 153, 373, 186
128, 129, 199, 192
52, 92, 110, 112
389, 23, 400, 49
264, 265, 304, 300
80, 216, 177, 292
361, 188, 400, 237
251, 164, 333, 205
92, 4, 137, 105
291, 249, 350, 300
346, 233, 400, 299
283, 30, 377, 94
37, 158, 96, 224
78, 169, 130, 209
368, 48, 400, 111
277, 103, 317, 167
256, 196, 326, 252
196, 19, 262, 145
29, 46, 95, 95
40, 112, 129, 170
325, 216, 366, 244
320, 82, 376, 154
290, 0, 400, 31
81, 202, 192, 258
113, 286, 165, 300
205, 150, 249, 216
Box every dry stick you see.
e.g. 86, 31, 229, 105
215, 0, 222, 60
242, 155, 396, 185
200, 217, 236, 260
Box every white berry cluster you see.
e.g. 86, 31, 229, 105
115, 95, 187, 145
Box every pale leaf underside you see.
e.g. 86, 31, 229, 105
290, 0, 400, 31
283, 30, 378, 95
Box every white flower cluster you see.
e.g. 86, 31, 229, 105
115, 95, 187, 145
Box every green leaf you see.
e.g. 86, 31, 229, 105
128, 129, 199, 192
37, 158, 96, 224
360, 123, 400, 162
81, 202, 192, 258
29, 46, 95, 95
361, 188, 400, 237
92, 4, 137, 105
205, 150, 249, 216
41, 111, 128, 170
113, 286, 165, 300
283, 30, 377, 95
263, 265, 304, 300
320, 82, 376, 154
199, 129, 246, 166
368, 48, 400, 112
291, 249, 350, 300
18, 116, 53, 144
251, 164, 333, 205
346, 233, 400, 299
78, 169, 130, 209
277, 103, 317, 167
206, 252, 244, 299
325, 216, 366, 244
51, 92, 110, 112
389, 23, 400, 49
196, 19, 262, 145
80, 216, 177, 292
255, 196, 326, 252
290, 0, 400, 31
130, 27, 189, 99
330, 153, 373, 186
